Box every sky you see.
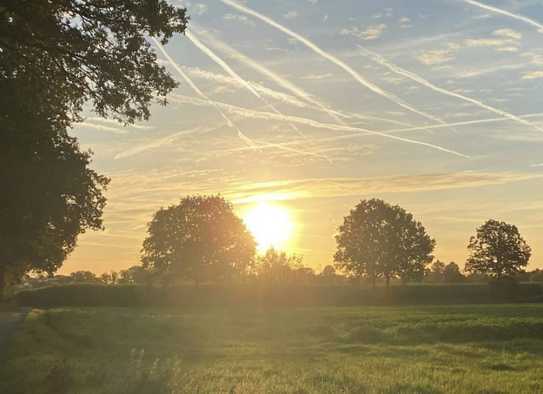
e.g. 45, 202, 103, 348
65, 0, 543, 274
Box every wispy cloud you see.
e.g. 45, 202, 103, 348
221, 0, 446, 125
359, 47, 543, 133
171, 94, 470, 158
463, 0, 543, 33
341, 24, 387, 41
229, 171, 543, 203
152, 37, 257, 148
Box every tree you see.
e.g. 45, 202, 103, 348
254, 248, 308, 285
1, 0, 188, 127
70, 271, 98, 283
118, 266, 149, 285
141, 196, 256, 285
465, 219, 531, 280
426, 260, 446, 282
0, 1, 188, 297
334, 199, 435, 287
0, 124, 108, 297
443, 262, 465, 283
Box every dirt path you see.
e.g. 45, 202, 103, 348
0, 308, 29, 357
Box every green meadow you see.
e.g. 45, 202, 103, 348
2, 305, 543, 393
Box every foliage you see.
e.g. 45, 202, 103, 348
3, 306, 543, 393
0, 0, 188, 126
70, 271, 99, 283
0, 0, 187, 296
334, 199, 435, 286
466, 219, 531, 280
0, 124, 109, 295
254, 248, 314, 285
141, 195, 256, 285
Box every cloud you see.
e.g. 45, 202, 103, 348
192, 3, 208, 16
300, 73, 334, 81
522, 71, 543, 80
223, 13, 255, 26
494, 28, 522, 40
341, 24, 387, 41
417, 49, 456, 65
221, 0, 443, 124
283, 10, 298, 20
463, 0, 543, 33
229, 172, 543, 203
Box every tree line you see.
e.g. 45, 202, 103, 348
23, 195, 524, 289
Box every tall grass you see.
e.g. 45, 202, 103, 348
2, 305, 543, 393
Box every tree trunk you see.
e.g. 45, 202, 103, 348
385, 274, 390, 288
371, 274, 376, 289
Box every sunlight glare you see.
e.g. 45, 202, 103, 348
243, 203, 294, 252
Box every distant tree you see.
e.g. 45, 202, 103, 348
255, 248, 306, 285
465, 220, 531, 280
319, 265, 343, 285
141, 196, 256, 285
100, 271, 119, 285
443, 262, 465, 283
530, 269, 543, 282
70, 271, 98, 283
118, 266, 149, 285
426, 260, 446, 282
334, 199, 435, 287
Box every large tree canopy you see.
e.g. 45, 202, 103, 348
334, 199, 435, 287
0, 0, 188, 296
0, 0, 189, 126
0, 119, 109, 293
465, 219, 531, 280
141, 196, 256, 285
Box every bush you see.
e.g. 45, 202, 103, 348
13, 282, 543, 308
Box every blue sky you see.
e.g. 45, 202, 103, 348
67, 0, 543, 273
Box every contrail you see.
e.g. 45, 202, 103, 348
464, 0, 543, 33
221, 0, 447, 125
186, 30, 301, 135
151, 37, 256, 147
204, 34, 413, 127
170, 94, 469, 158
359, 46, 543, 133
200, 31, 348, 125
75, 122, 128, 134
114, 126, 215, 160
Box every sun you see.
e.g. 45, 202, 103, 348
243, 203, 294, 252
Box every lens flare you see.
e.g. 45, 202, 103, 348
243, 203, 294, 252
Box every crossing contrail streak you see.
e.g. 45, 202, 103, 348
359, 46, 543, 133
186, 31, 301, 135
170, 94, 470, 158
200, 32, 348, 125
464, 0, 543, 32
231, 113, 543, 156
221, 0, 447, 125
152, 37, 256, 147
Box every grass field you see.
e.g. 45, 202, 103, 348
2, 305, 543, 393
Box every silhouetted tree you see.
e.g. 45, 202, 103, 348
465, 220, 531, 280
0, 126, 108, 298
1, 0, 188, 127
255, 248, 308, 285
443, 262, 465, 283
426, 260, 446, 282
118, 266, 149, 285
334, 199, 435, 287
70, 271, 98, 283
141, 196, 256, 285
0, 1, 188, 298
